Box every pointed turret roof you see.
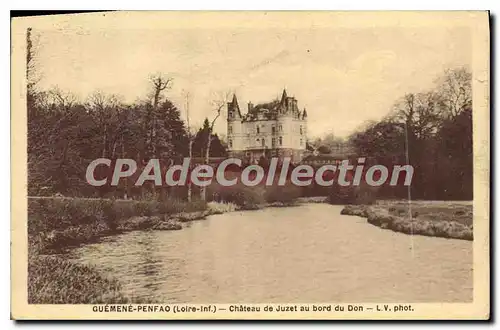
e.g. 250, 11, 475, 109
281, 89, 288, 103
229, 93, 242, 117
231, 94, 239, 106
302, 108, 308, 119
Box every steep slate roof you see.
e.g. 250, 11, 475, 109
251, 99, 281, 113
229, 94, 242, 117
240, 89, 306, 121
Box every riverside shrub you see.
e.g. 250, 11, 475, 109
28, 197, 207, 253
28, 255, 129, 304
328, 183, 377, 205
209, 184, 265, 209
264, 183, 302, 205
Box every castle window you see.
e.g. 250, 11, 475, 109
300, 138, 303, 146
256, 126, 260, 134
272, 126, 276, 134
279, 124, 283, 131
300, 125, 303, 135
272, 138, 276, 147
229, 139, 233, 148
228, 125, 233, 134
279, 136, 283, 146
256, 138, 260, 146
262, 139, 265, 147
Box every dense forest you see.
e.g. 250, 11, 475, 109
27, 80, 226, 197
26, 29, 473, 201
27, 34, 227, 197
348, 67, 473, 200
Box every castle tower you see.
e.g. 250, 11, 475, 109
226, 89, 308, 163
227, 94, 243, 155
301, 108, 308, 147
277, 89, 294, 155
281, 88, 288, 103
280, 88, 288, 114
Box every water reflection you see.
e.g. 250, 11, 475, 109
70, 204, 472, 303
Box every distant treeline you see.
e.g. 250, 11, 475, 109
347, 67, 473, 200
27, 80, 226, 197
27, 26, 472, 202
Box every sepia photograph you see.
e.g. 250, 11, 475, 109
10, 11, 490, 320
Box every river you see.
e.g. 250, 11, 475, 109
69, 204, 472, 303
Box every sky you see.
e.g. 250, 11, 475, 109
33, 12, 472, 138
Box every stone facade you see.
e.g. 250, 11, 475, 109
227, 89, 308, 164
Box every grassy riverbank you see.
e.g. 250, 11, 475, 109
28, 254, 131, 304
207, 181, 302, 209
341, 201, 473, 240
28, 184, 303, 255
28, 186, 301, 303
28, 197, 209, 254
27, 197, 232, 304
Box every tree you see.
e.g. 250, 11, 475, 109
199, 92, 230, 201
85, 91, 122, 158
391, 92, 442, 140
349, 67, 473, 200
312, 133, 350, 155
147, 74, 173, 158
192, 118, 227, 158
435, 67, 472, 119
159, 99, 188, 157
349, 120, 405, 161
26, 27, 38, 111
183, 91, 195, 202
435, 108, 473, 199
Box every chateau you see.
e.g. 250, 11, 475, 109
227, 89, 308, 164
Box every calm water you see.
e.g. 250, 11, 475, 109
69, 204, 472, 303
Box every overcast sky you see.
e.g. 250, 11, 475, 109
33, 12, 471, 138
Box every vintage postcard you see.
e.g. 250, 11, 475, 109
11, 11, 490, 320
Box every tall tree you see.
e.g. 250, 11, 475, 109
435, 67, 472, 119
349, 67, 473, 200
26, 27, 37, 110
199, 92, 230, 200
192, 118, 227, 158
148, 74, 173, 157
183, 91, 195, 202
158, 99, 188, 157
